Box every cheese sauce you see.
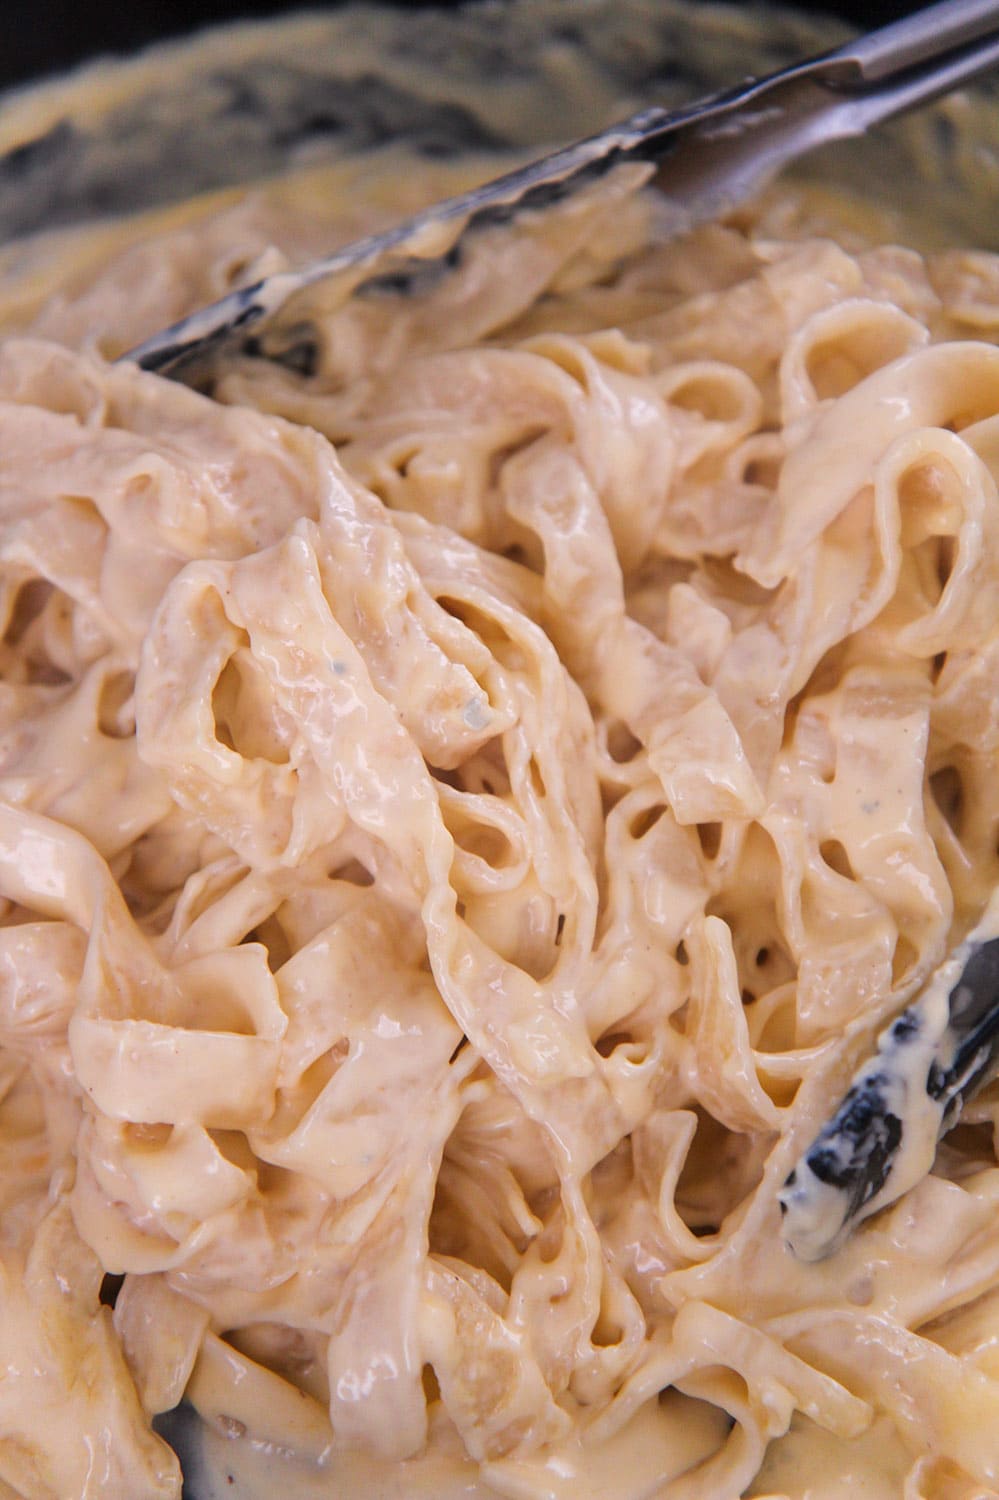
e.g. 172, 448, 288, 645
4, 6, 999, 1499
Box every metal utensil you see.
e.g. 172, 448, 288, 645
781, 922, 999, 1261
125, 0, 999, 389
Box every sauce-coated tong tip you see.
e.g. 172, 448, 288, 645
781, 927, 999, 1262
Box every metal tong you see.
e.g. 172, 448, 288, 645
781, 921, 999, 1261
127, 0, 999, 389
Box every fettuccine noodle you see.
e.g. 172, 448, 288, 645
4, 112, 999, 1500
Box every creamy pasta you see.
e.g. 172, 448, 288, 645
5, 55, 999, 1500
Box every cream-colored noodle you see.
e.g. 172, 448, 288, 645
4, 132, 999, 1500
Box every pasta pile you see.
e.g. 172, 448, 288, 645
3, 153, 999, 1500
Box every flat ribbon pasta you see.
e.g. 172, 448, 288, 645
3, 143, 999, 1500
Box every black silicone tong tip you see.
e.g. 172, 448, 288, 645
780, 932, 999, 1261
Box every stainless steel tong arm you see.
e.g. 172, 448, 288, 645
127, 0, 999, 385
